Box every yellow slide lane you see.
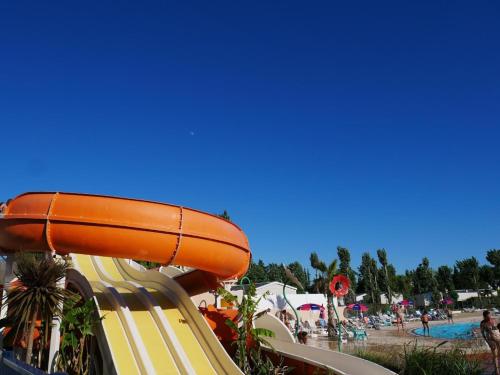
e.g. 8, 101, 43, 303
74, 254, 180, 375
72, 255, 141, 375
111, 258, 242, 375
96, 256, 217, 375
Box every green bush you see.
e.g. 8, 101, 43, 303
401, 343, 481, 375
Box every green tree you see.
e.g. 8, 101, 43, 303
245, 260, 268, 283
436, 266, 454, 294
358, 253, 380, 304
265, 263, 286, 283
218, 210, 231, 221
370, 258, 381, 304
3, 254, 74, 365
455, 257, 481, 300
309, 252, 338, 337
376, 249, 393, 304
287, 261, 309, 293
479, 265, 495, 290
413, 257, 436, 294
486, 249, 500, 288
394, 271, 413, 299
337, 246, 357, 303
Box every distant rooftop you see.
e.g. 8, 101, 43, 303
231, 281, 297, 292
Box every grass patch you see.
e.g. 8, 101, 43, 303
354, 349, 401, 372
355, 342, 482, 375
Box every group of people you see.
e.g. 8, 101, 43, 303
419, 307, 454, 335
275, 305, 332, 345
391, 304, 455, 336
271, 305, 500, 375
275, 308, 310, 344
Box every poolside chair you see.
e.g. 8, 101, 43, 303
367, 316, 381, 330
332, 325, 351, 341
351, 327, 368, 341
302, 320, 320, 337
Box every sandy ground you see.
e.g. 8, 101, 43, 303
307, 312, 498, 373
309, 312, 488, 353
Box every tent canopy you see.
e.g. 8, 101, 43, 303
297, 303, 325, 311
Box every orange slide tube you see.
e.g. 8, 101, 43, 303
0, 192, 251, 280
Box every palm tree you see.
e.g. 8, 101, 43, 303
4, 253, 73, 365
309, 252, 338, 337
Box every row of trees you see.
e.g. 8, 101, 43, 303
246, 247, 500, 306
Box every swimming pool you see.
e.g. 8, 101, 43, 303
414, 322, 480, 340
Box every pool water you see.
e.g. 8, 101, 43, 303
414, 322, 480, 339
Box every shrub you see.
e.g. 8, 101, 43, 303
401, 343, 481, 375
354, 349, 401, 372
218, 283, 292, 374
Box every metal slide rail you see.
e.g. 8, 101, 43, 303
0, 351, 66, 375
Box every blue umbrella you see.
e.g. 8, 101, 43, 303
297, 303, 324, 311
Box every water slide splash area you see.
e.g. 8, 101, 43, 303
0, 192, 395, 375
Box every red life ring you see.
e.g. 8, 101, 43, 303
329, 274, 350, 297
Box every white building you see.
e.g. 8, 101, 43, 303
455, 289, 498, 302
355, 293, 404, 305
231, 281, 298, 296
414, 292, 435, 307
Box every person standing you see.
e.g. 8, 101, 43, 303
445, 307, 454, 324
276, 309, 292, 331
395, 305, 405, 334
481, 310, 500, 375
318, 305, 327, 328
421, 310, 430, 336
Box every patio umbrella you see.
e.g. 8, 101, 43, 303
347, 303, 368, 312
297, 303, 324, 311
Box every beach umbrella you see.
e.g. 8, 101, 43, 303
347, 303, 368, 312
297, 303, 324, 311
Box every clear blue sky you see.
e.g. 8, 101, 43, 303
1, 1, 499, 272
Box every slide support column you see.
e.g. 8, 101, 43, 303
47, 255, 65, 373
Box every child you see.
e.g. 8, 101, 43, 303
298, 331, 308, 344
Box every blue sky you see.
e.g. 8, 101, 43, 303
0, 1, 499, 272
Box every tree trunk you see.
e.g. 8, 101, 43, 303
25, 308, 38, 365
78, 336, 85, 374
384, 265, 392, 304
475, 277, 482, 304
326, 296, 336, 338
368, 271, 375, 303
373, 272, 380, 304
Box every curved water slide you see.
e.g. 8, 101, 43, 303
0, 192, 396, 375
0, 192, 248, 375
0, 192, 251, 280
